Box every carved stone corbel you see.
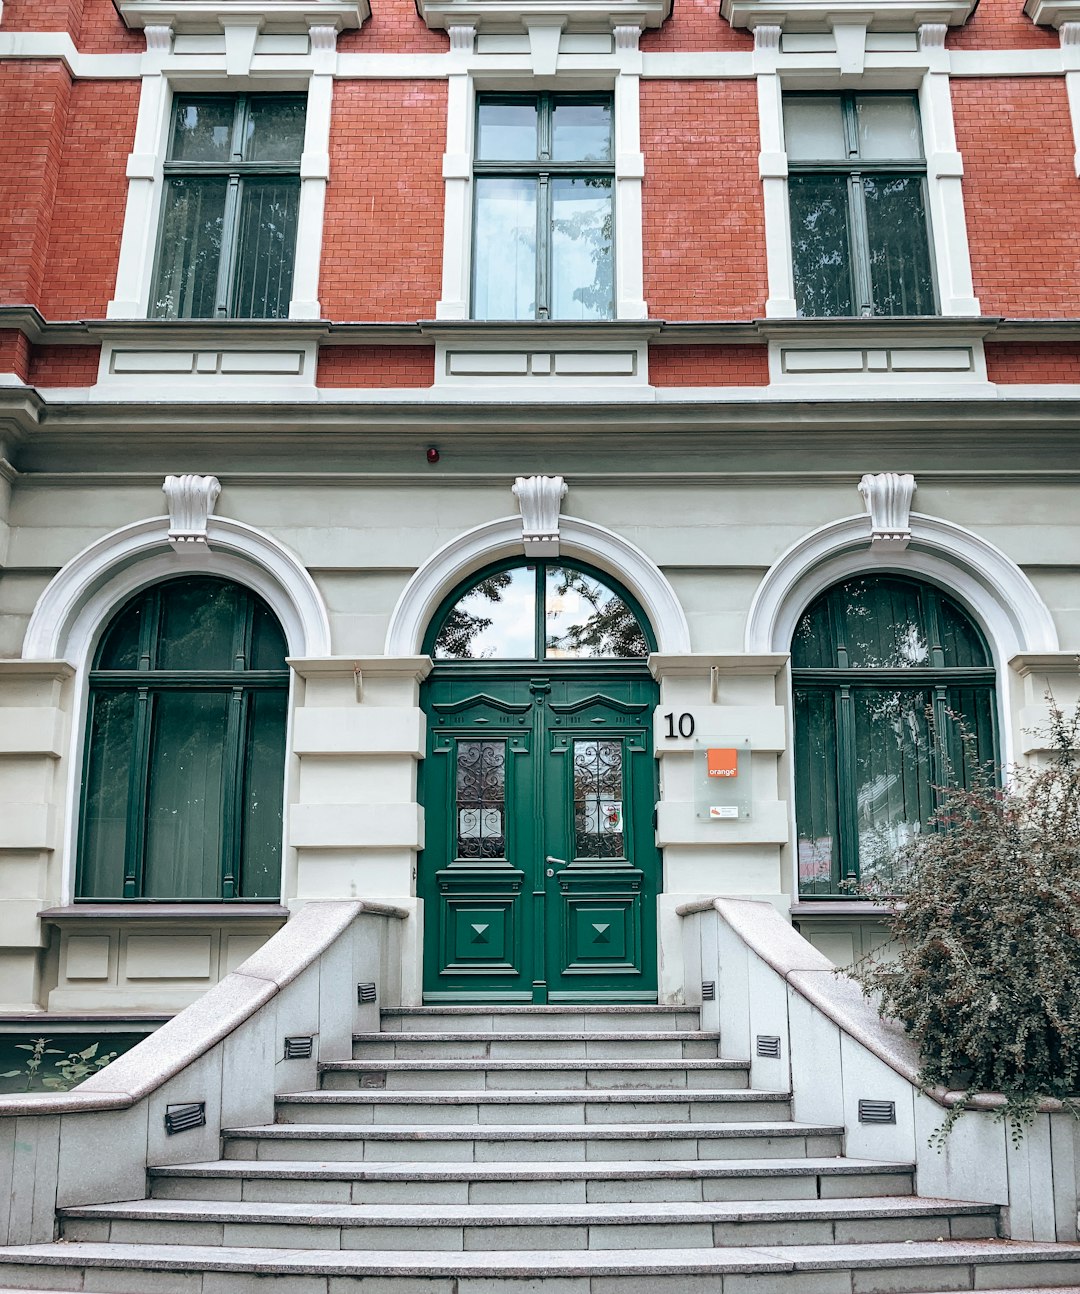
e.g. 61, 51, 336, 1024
163, 474, 221, 549
858, 472, 916, 550
512, 475, 568, 557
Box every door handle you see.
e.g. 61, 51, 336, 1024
545, 855, 566, 878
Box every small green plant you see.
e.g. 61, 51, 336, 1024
1, 1038, 118, 1092
846, 695, 1080, 1144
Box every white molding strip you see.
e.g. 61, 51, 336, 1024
23, 514, 332, 661
385, 512, 691, 654
744, 510, 1060, 660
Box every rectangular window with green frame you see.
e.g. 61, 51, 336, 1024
472, 93, 615, 321
784, 92, 937, 318
150, 93, 306, 320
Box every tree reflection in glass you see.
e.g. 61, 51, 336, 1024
432, 569, 530, 660
545, 567, 647, 659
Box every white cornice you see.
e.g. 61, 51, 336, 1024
415, 0, 669, 32
721, 0, 975, 30
117, 0, 368, 34
1024, 0, 1080, 26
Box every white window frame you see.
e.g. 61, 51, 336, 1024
107, 24, 338, 321
435, 24, 647, 321
755, 23, 981, 319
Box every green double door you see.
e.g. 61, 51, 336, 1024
420, 665, 660, 1003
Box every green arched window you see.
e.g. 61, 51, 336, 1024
78, 576, 289, 901
427, 561, 652, 660
792, 574, 996, 897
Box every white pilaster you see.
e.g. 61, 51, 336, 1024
755, 27, 797, 318
435, 26, 475, 320
1060, 23, 1080, 175
289, 26, 337, 319
106, 29, 173, 319
918, 25, 981, 316
614, 24, 648, 319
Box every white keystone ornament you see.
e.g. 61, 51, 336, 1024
858, 472, 916, 550
163, 474, 221, 549
513, 475, 568, 557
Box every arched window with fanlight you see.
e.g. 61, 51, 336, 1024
792, 574, 997, 898
77, 576, 289, 901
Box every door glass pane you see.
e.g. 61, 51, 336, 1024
853, 687, 934, 885
856, 95, 922, 160
945, 686, 995, 786
433, 566, 536, 660
550, 176, 613, 321
239, 689, 287, 896
143, 691, 229, 898
552, 100, 613, 161
473, 177, 537, 320
157, 579, 241, 671
456, 740, 506, 859
232, 177, 300, 320
788, 174, 853, 318
79, 690, 137, 898
794, 687, 841, 896
573, 739, 625, 860
784, 95, 846, 161
96, 596, 147, 670
939, 600, 990, 667
863, 175, 935, 316
837, 577, 930, 668
545, 567, 648, 659
476, 100, 538, 161
244, 96, 306, 162
169, 97, 235, 162
250, 600, 289, 671
150, 176, 227, 319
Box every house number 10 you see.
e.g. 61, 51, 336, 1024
663, 712, 695, 739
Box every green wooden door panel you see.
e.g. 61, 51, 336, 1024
421, 666, 659, 1003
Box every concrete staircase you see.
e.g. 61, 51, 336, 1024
3, 1005, 1080, 1291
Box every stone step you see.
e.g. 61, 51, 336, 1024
276, 1088, 790, 1125
321, 1057, 750, 1091
3, 1239, 1080, 1292
151, 1155, 915, 1205
380, 1007, 702, 1033
222, 1121, 844, 1163
351, 1031, 722, 1061
59, 1194, 1000, 1251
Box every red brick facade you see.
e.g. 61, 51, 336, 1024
317, 345, 435, 387
947, 0, 1056, 48
985, 342, 1080, 383
640, 0, 752, 52
649, 344, 769, 386
641, 81, 767, 321
28, 345, 102, 387
953, 78, 1080, 318
0, 331, 32, 382
320, 81, 447, 321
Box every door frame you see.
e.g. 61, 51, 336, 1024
416, 558, 662, 1004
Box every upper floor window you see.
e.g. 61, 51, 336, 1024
151, 94, 306, 320
792, 575, 995, 897
78, 577, 289, 901
472, 94, 615, 321
784, 93, 936, 318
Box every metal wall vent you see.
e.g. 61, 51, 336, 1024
858, 1099, 896, 1124
701, 980, 716, 1001
357, 982, 378, 1004
164, 1102, 206, 1136
756, 1035, 782, 1059
284, 1036, 313, 1060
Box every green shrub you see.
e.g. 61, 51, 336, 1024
1, 1037, 118, 1092
847, 697, 1080, 1142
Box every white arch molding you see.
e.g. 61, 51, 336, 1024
745, 512, 1060, 664
23, 515, 332, 663
384, 514, 692, 656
